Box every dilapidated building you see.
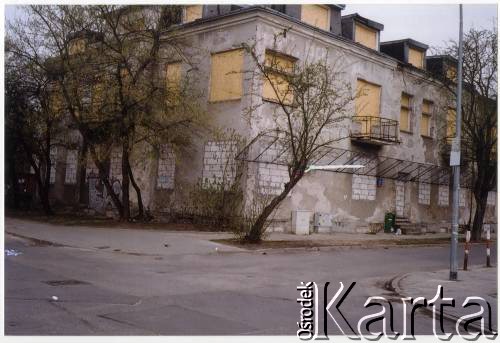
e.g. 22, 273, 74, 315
44, 5, 496, 233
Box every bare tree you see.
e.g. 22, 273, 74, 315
440, 28, 497, 241
240, 38, 355, 242
5, 39, 66, 215
7, 5, 206, 220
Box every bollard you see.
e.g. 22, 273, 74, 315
486, 226, 491, 268
463, 230, 470, 271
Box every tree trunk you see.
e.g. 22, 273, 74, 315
471, 191, 488, 241
245, 173, 302, 243
121, 140, 130, 221
127, 159, 145, 219
89, 145, 124, 218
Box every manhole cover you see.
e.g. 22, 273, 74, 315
43, 279, 90, 286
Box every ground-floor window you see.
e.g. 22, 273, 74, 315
157, 144, 176, 190
352, 174, 376, 201
201, 140, 238, 189
64, 150, 78, 185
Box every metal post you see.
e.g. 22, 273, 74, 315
486, 226, 491, 267
463, 230, 470, 270
449, 4, 464, 281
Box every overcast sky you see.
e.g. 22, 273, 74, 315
5, 3, 498, 52
343, 4, 497, 50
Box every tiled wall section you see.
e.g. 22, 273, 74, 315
352, 175, 376, 201
64, 150, 78, 184
438, 184, 449, 207
418, 182, 431, 205
157, 144, 176, 190
202, 141, 238, 187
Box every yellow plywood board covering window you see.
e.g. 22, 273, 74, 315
408, 48, 424, 68
400, 108, 410, 132
209, 49, 244, 102
422, 100, 432, 114
263, 52, 295, 104
301, 5, 330, 31
400, 94, 411, 132
447, 107, 456, 138
355, 24, 377, 50
184, 5, 203, 23
355, 79, 381, 117
420, 114, 430, 136
420, 100, 432, 136
446, 66, 457, 82
166, 62, 181, 105
69, 39, 85, 55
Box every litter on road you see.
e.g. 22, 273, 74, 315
5, 249, 22, 256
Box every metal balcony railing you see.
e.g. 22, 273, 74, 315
350, 116, 400, 144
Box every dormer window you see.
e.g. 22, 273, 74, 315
68, 38, 86, 55
408, 48, 425, 69
183, 5, 203, 23
341, 14, 384, 51
354, 23, 378, 50
301, 5, 330, 31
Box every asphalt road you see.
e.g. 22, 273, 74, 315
4, 231, 497, 336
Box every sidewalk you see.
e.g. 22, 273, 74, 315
393, 266, 497, 332
4, 217, 479, 255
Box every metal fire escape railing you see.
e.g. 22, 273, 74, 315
350, 116, 400, 144
236, 133, 474, 187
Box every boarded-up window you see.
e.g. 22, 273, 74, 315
157, 144, 176, 190
209, 49, 244, 102
49, 146, 58, 184
446, 66, 457, 82
355, 23, 377, 50
109, 147, 122, 182
400, 93, 412, 132
408, 48, 424, 69
68, 39, 86, 55
420, 100, 432, 137
65, 150, 78, 184
301, 5, 330, 31
262, 51, 295, 105
355, 79, 381, 117
184, 5, 203, 23
165, 62, 181, 106
447, 107, 456, 140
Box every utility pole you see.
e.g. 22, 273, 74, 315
449, 4, 464, 281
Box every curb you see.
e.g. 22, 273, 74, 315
390, 272, 496, 335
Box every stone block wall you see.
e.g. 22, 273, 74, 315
352, 175, 376, 201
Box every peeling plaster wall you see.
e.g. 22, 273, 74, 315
46, 10, 495, 230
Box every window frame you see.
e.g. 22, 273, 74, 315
399, 93, 413, 134
420, 100, 433, 138
208, 48, 245, 103
300, 4, 331, 31
262, 50, 297, 105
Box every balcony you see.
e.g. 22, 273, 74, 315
350, 116, 400, 145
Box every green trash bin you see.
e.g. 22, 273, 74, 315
384, 212, 395, 233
